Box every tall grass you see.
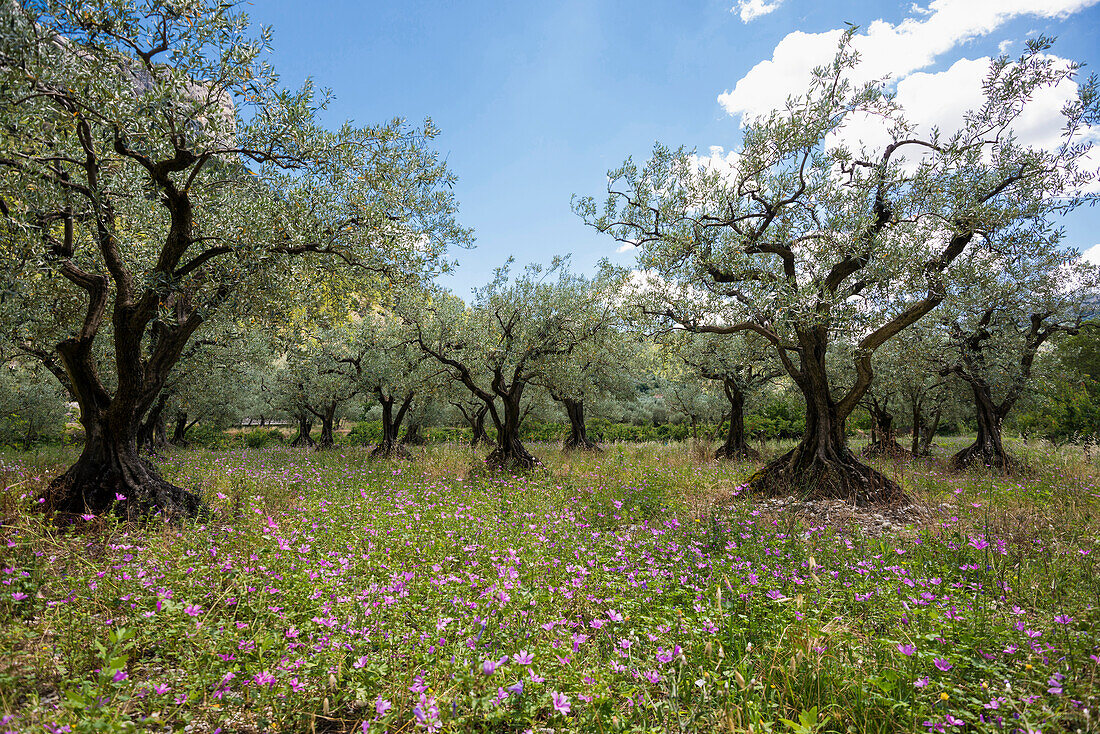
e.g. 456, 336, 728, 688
0, 440, 1097, 732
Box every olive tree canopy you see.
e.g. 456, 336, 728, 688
578, 33, 1097, 503
0, 0, 469, 519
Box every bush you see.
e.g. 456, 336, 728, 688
184, 423, 233, 449
345, 421, 382, 446
244, 429, 286, 449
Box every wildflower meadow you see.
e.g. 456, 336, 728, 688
1, 440, 1097, 733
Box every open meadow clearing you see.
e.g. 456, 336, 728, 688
1, 441, 1098, 733
4, 0, 1100, 732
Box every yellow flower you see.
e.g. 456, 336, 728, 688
940, 692, 949, 701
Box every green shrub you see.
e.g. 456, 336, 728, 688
345, 421, 382, 446
184, 422, 233, 449
244, 428, 286, 449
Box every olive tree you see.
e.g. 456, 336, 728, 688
936, 245, 1100, 471
534, 289, 634, 452
662, 331, 782, 460
413, 260, 625, 468
578, 35, 1097, 503
356, 308, 443, 459
0, 0, 467, 518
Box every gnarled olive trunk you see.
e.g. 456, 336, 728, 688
370, 393, 413, 460
561, 397, 599, 452
43, 397, 202, 522
401, 421, 427, 446
470, 405, 490, 447
749, 329, 905, 505
169, 412, 189, 446
910, 396, 940, 457
950, 382, 1019, 471
485, 388, 537, 469
863, 399, 906, 457
138, 395, 168, 454
290, 413, 315, 447
715, 378, 757, 461
918, 407, 941, 457
316, 402, 338, 449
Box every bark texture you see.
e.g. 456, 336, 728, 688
949, 383, 1021, 471
747, 328, 906, 505
314, 402, 337, 449
714, 378, 758, 461
485, 391, 537, 469
138, 395, 168, 454
370, 393, 414, 460
862, 397, 907, 458
43, 406, 203, 521
290, 414, 315, 447
561, 397, 600, 452
401, 421, 427, 446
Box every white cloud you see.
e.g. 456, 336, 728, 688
690, 145, 741, 179
718, 0, 1100, 122
1083, 244, 1100, 265
616, 242, 636, 253
734, 0, 784, 23
824, 54, 1091, 165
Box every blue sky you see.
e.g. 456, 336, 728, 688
252, 0, 1100, 296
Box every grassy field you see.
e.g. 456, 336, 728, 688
0, 439, 1097, 733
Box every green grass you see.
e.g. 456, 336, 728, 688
0, 438, 1097, 732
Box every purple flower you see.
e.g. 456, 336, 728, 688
412, 693, 440, 731
607, 610, 624, 622
353, 655, 369, 669
897, 643, 916, 656
482, 659, 498, 675
513, 650, 534, 665
1054, 614, 1073, 625
933, 658, 952, 672
551, 691, 571, 715
183, 604, 202, 617
375, 696, 392, 716
507, 680, 524, 696
11, 592, 27, 602
914, 677, 930, 688
114, 493, 126, 501
111, 670, 128, 683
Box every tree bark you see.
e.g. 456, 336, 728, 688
715, 378, 758, 461
561, 397, 600, 452
169, 412, 189, 446
370, 393, 413, 459
949, 382, 1021, 471
470, 405, 490, 447
910, 396, 922, 456
862, 398, 906, 457
291, 413, 315, 447
315, 402, 338, 449
401, 421, 427, 446
138, 395, 168, 454
748, 329, 906, 505
918, 407, 941, 457
42, 399, 202, 521
485, 389, 537, 469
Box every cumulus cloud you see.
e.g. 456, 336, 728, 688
735, 0, 784, 23
1083, 244, 1100, 265
718, 0, 1100, 122
689, 145, 741, 179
